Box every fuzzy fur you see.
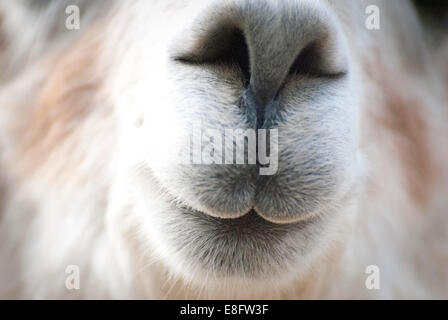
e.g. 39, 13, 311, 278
0, 0, 447, 299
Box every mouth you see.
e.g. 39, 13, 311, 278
135, 167, 329, 281
158, 196, 324, 279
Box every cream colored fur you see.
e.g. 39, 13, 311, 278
0, 0, 447, 299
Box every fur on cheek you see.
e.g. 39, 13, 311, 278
12, 28, 114, 185
362, 55, 437, 208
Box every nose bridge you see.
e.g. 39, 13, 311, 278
243, 4, 290, 105
238, 0, 329, 104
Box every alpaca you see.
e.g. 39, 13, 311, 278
0, 0, 447, 299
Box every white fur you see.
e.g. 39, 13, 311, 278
0, 0, 447, 299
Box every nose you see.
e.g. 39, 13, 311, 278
171, 0, 352, 224
175, 0, 348, 113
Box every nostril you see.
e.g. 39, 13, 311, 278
173, 1, 349, 105
288, 39, 348, 79
174, 27, 251, 83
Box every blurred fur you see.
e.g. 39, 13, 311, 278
0, 0, 447, 299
